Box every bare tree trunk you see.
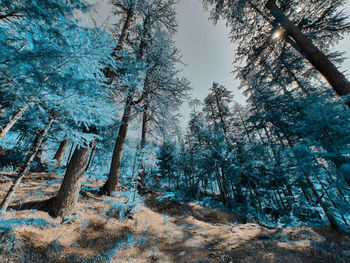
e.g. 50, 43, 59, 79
101, 99, 132, 195
85, 144, 96, 171
114, 8, 134, 54
1, 117, 55, 212
66, 143, 74, 167
215, 165, 228, 207
51, 142, 93, 218
0, 104, 29, 140
138, 107, 148, 188
105, 8, 135, 80
35, 138, 47, 163
265, 0, 350, 99
53, 139, 69, 165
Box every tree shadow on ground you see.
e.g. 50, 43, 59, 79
141, 189, 250, 225
8, 198, 54, 213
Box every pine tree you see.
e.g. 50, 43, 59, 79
102, 0, 183, 195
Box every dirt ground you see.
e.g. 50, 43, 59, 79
1, 172, 350, 263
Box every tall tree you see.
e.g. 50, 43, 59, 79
101, 0, 181, 195
202, 0, 350, 102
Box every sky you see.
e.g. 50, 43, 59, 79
88, 0, 350, 126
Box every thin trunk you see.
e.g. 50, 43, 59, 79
138, 107, 148, 188
1, 117, 55, 212
320, 163, 347, 202
85, 144, 96, 171
16, 134, 25, 146
313, 172, 349, 226
285, 64, 310, 96
51, 142, 93, 218
249, 183, 262, 213
220, 166, 231, 208
277, 189, 287, 212
53, 139, 69, 165
0, 104, 29, 140
236, 108, 253, 143
35, 138, 47, 163
66, 143, 74, 167
266, 0, 350, 100
285, 185, 297, 203
114, 8, 134, 54
131, 148, 139, 201
304, 173, 340, 229
248, 185, 260, 215
168, 171, 171, 188
101, 98, 132, 195
301, 186, 312, 205
106, 7, 135, 81
215, 165, 228, 206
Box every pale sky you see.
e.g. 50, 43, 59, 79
88, 0, 350, 126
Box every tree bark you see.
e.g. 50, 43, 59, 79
53, 139, 69, 165
114, 8, 134, 54
35, 138, 47, 163
66, 143, 74, 167
0, 104, 29, 140
1, 117, 54, 212
265, 0, 350, 99
85, 144, 96, 171
138, 107, 148, 188
51, 142, 93, 218
101, 98, 132, 195
215, 165, 228, 207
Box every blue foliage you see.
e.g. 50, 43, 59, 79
103, 190, 143, 221
0, 217, 50, 234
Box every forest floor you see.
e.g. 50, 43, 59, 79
0, 172, 350, 263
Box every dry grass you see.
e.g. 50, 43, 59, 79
0, 172, 350, 263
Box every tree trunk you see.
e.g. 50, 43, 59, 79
300, 186, 312, 205
0, 104, 29, 140
101, 98, 132, 195
138, 108, 148, 188
215, 165, 228, 206
1, 117, 54, 212
35, 138, 47, 163
51, 142, 93, 218
114, 8, 134, 54
265, 0, 350, 99
85, 144, 96, 171
303, 173, 340, 230
53, 139, 69, 165
66, 143, 74, 167
236, 107, 253, 143
276, 190, 287, 212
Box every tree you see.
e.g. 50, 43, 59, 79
53, 139, 69, 165
51, 141, 94, 218
265, 0, 350, 98
203, 82, 233, 137
1, 114, 56, 212
0, 0, 117, 216
101, 0, 182, 195
202, 0, 350, 102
